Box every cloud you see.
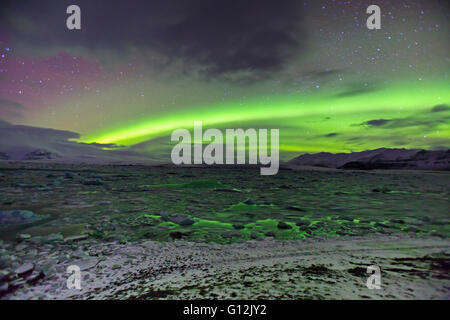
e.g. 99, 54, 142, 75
345, 134, 450, 151
365, 119, 390, 127
0, 98, 26, 119
0, 120, 160, 163
363, 117, 448, 129
0, 119, 11, 126
0, 98, 25, 109
1, 0, 306, 79
362, 106, 450, 129
323, 133, 339, 137
431, 104, 449, 112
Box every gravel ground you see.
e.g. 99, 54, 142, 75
4, 234, 449, 300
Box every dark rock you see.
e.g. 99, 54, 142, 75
15, 263, 34, 277
279, 185, 294, 189
0, 283, 10, 297
233, 224, 245, 230
250, 232, 260, 240
296, 220, 310, 228
8, 278, 26, 289
309, 224, 320, 231
407, 226, 420, 233
430, 231, 444, 238
0, 270, 11, 282
286, 205, 306, 212
65, 172, 75, 179
374, 222, 386, 228
302, 264, 332, 276
348, 267, 367, 277
169, 231, 184, 239
277, 221, 292, 230
26, 271, 44, 284
222, 231, 241, 238
213, 188, 242, 193
119, 236, 127, 244
82, 179, 104, 186
165, 215, 195, 226
0, 210, 45, 226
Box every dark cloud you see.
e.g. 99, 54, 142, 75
0, 121, 79, 142
1, 0, 305, 78
344, 135, 450, 150
0, 99, 26, 119
365, 119, 390, 127
431, 104, 449, 112
0, 119, 11, 126
363, 106, 450, 129
324, 133, 339, 137
0, 98, 25, 109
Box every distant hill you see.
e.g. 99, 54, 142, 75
288, 148, 450, 170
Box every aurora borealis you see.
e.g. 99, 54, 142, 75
0, 0, 448, 161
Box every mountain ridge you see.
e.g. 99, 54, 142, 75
288, 148, 450, 170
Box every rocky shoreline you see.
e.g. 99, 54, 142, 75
1, 162, 449, 299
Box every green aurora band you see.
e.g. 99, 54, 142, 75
79, 79, 449, 158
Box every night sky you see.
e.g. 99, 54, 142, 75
0, 0, 448, 161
